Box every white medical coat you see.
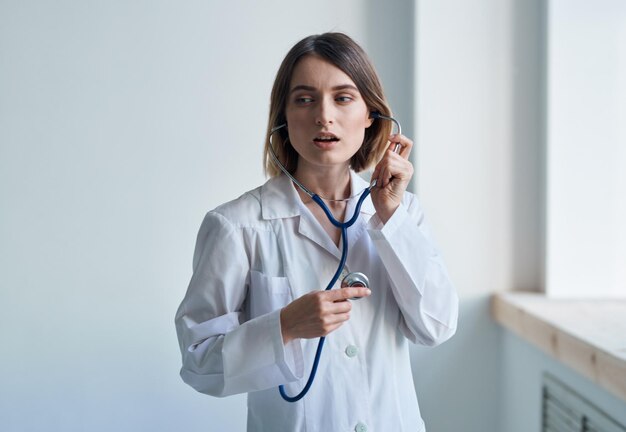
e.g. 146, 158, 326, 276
175, 171, 458, 432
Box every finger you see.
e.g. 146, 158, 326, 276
322, 321, 345, 336
372, 155, 390, 186
374, 148, 397, 188
326, 287, 371, 302
343, 286, 372, 299
385, 153, 415, 181
374, 142, 398, 170
323, 311, 351, 325
375, 155, 388, 188
389, 134, 413, 159
380, 161, 392, 189
386, 136, 401, 154
325, 299, 352, 314
391, 136, 412, 159
374, 149, 413, 189
389, 133, 413, 148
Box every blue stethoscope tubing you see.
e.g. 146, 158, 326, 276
268, 112, 401, 402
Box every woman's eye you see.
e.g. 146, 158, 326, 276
336, 96, 353, 103
295, 97, 314, 104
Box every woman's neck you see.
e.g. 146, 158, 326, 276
293, 164, 351, 201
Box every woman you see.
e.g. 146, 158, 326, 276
175, 32, 458, 432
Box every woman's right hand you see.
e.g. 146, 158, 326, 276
279, 287, 371, 344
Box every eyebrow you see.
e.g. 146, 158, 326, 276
289, 84, 359, 94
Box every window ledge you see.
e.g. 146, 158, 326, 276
491, 291, 626, 402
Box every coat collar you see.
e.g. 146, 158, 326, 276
260, 171, 375, 220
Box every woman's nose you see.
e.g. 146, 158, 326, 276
315, 98, 335, 126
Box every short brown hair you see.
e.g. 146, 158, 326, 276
263, 33, 392, 177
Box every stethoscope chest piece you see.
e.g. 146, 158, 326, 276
341, 272, 370, 299
341, 271, 370, 288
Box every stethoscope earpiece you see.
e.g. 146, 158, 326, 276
369, 111, 401, 136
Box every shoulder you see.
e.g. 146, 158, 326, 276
212, 186, 263, 226
193, 185, 266, 251
205, 175, 285, 230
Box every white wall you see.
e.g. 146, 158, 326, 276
546, 0, 626, 298
413, 0, 545, 431
414, 1, 514, 431
0, 1, 414, 431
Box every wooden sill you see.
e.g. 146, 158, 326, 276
491, 291, 626, 402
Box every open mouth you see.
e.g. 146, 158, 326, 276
313, 133, 339, 143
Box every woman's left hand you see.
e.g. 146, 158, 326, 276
370, 133, 414, 224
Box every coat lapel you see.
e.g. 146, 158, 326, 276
260, 172, 376, 261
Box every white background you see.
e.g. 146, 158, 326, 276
546, 0, 626, 298
1, 1, 625, 431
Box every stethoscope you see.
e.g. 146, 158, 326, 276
268, 111, 402, 402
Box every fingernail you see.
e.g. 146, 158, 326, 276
366, 289, 371, 295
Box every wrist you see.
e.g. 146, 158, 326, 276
377, 204, 399, 225
280, 308, 293, 344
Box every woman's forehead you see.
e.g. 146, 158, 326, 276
289, 55, 357, 91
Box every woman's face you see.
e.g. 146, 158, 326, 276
285, 55, 373, 172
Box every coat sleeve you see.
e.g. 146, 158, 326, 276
367, 196, 459, 346
175, 211, 303, 397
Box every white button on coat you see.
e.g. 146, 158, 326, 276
345, 345, 358, 358
175, 171, 459, 432
355, 422, 368, 432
